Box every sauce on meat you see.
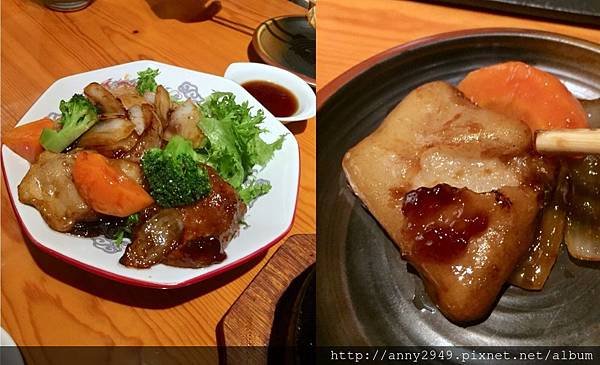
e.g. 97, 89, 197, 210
241, 80, 298, 117
401, 184, 489, 262
166, 236, 226, 267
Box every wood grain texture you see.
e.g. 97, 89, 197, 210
220, 234, 315, 345
219, 234, 315, 364
317, 0, 600, 90
0, 0, 314, 352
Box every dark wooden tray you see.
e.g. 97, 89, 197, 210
217, 234, 315, 364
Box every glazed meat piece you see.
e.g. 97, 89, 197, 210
18, 151, 97, 232
120, 166, 246, 268
119, 208, 184, 268
400, 184, 538, 322
108, 158, 144, 186
342, 81, 554, 322
165, 166, 247, 267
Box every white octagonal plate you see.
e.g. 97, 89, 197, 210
2, 60, 299, 288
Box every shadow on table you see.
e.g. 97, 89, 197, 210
21, 234, 267, 309
247, 41, 263, 64
144, 0, 222, 23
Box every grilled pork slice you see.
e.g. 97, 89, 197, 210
120, 166, 246, 268
119, 208, 184, 268
342, 81, 554, 322
18, 152, 97, 232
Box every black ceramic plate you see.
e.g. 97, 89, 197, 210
268, 266, 315, 364
317, 29, 600, 346
251, 16, 316, 87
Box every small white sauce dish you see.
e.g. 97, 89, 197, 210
224, 62, 316, 123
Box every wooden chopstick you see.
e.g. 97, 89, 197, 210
536, 129, 600, 154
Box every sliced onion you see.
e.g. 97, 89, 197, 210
154, 85, 171, 128
164, 99, 204, 148
564, 154, 600, 261
99, 112, 127, 120
110, 84, 147, 110
581, 98, 600, 128
84, 82, 126, 114
128, 104, 152, 135
565, 220, 600, 261
144, 91, 156, 105
78, 117, 136, 147
119, 94, 148, 110
509, 166, 568, 290
510, 202, 566, 290
121, 108, 163, 162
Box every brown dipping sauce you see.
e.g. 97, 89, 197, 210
402, 184, 488, 262
242, 80, 298, 117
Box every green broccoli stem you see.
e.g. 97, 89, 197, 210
39, 126, 85, 153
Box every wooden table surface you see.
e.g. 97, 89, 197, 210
317, 0, 600, 91
3, 0, 600, 357
0, 0, 314, 352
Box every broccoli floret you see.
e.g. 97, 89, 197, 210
39, 94, 98, 153
136, 68, 159, 95
141, 136, 211, 207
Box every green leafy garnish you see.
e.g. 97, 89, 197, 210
136, 68, 159, 95
239, 181, 272, 203
113, 213, 140, 247
196, 92, 284, 203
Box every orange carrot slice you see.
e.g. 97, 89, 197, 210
72, 151, 154, 217
458, 61, 588, 131
2, 118, 55, 163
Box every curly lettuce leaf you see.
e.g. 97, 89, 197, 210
196, 115, 245, 188
239, 181, 272, 204
197, 92, 284, 201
